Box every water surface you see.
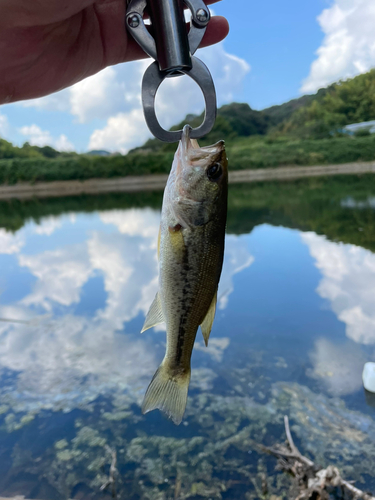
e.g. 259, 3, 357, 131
0, 176, 374, 499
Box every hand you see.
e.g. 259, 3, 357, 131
0, 0, 229, 104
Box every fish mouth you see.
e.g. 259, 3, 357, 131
180, 125, 225, 160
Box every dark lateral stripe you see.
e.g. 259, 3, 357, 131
174, 246, 190, 365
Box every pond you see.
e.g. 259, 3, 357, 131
0, 175, 374, 499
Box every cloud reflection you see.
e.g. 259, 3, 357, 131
19, 244, 92, 310
0, 208, 253, 412
218, 235, 254, 309
88, 231, 158, 329
302, 232, 375, 345
308, 338, 366, 395
33, 216, 62, 236
0, 311, 157, 412
0, 228, 24, 254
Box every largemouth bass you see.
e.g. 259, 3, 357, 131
141, 125, 228, 425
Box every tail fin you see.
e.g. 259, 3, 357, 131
142, 362, 191, 425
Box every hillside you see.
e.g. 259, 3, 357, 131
134, 69, 375, 152
1, 69, 375, 184
277, 69, 375, 138
131, 93, 319, 153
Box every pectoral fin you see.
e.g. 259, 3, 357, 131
141, 292, 164, 333
168, 224, 186, 262
200, 290, 217, 346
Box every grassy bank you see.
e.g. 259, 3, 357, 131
0, 151, 174, 185
229, 134, 375, 169
1, 135, 375, 185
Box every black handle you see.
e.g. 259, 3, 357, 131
148, 0, 192, 73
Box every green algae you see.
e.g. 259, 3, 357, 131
54, 439, 68, 450
0, 376, 374, 499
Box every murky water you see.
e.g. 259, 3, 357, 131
0, 176, 374, 499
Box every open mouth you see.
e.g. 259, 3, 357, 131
180, 124, 225, 162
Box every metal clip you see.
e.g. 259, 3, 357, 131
126, 0, 217, 142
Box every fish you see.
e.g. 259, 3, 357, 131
141, 124, 228, 425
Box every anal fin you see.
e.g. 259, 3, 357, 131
200, 290, 217, 346
141, 292, 164, 333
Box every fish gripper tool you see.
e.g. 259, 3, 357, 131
126, 0, 217, 143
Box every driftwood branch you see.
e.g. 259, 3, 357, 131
100, 445, 118, 498
262, 415, 375, 500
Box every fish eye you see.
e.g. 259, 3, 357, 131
206, 163, 222, 182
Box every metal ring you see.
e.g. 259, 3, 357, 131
141, 56, 217, 142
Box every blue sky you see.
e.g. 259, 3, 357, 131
1, 0, 375, 153
211, 0, 327, 109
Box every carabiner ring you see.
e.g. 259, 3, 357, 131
126, 0, 216, 142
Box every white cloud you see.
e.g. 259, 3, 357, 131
17, 60, 147, 123
20, 124, 51, 145
19, 89, 71, 112
55, 134, 74, 152
0, 112, 9, 137
302, 0, 375, 93
88, 42, 250, 152
199, 44, 250, 102
13, 39, 249, 153
302, 232, 375, 344
19, 124, 74, 151
88, 108, 150, 153
70, 66, 127, 123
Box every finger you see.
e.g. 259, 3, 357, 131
198, 15, 229, 48
142, 1, 223, 22
124, 16, 229, 62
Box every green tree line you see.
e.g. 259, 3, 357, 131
2, 68, 375, 183
0, 138, 78, 160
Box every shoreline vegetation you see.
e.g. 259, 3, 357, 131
0, 161, 375, 200
2, 134, 375, 187
2, 69, 375, 187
